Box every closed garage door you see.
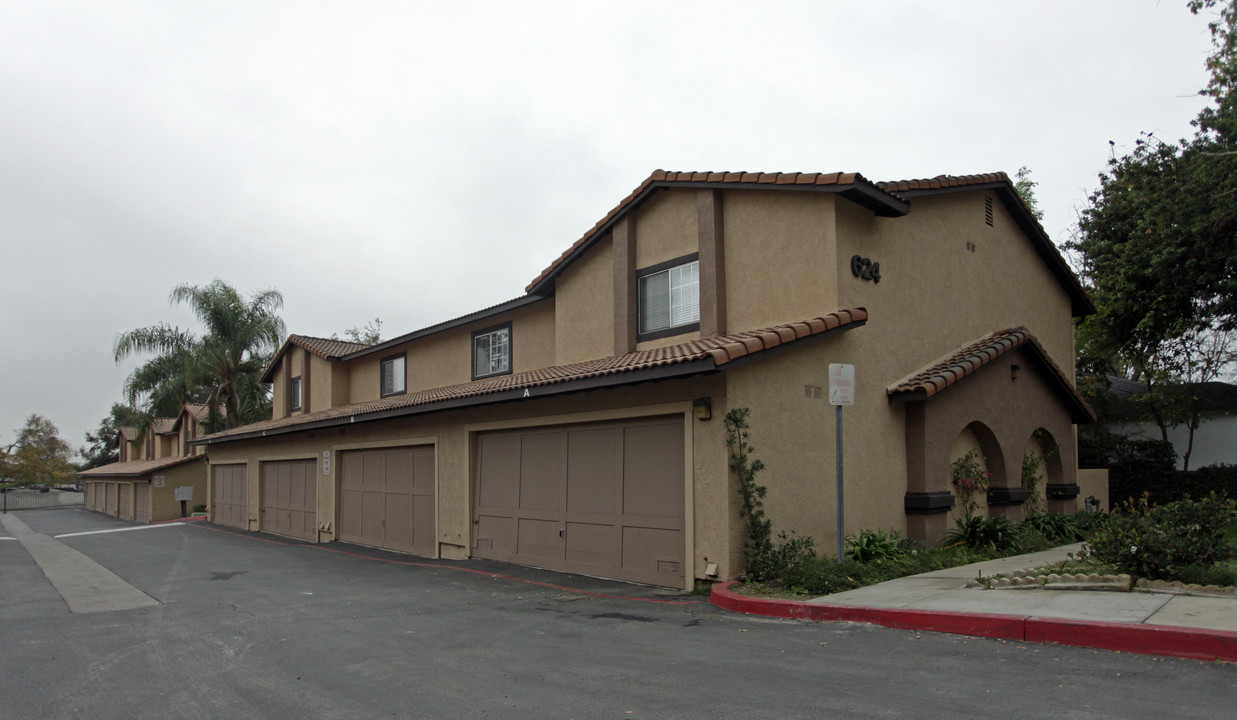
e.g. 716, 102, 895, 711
85, 482, 96, 511
339, 446, 435, 556
135, 483, 151, 524
212, 464, 249, 530
118, 483, 134, 521
473, 415, 685, 588
261, 459, 318, 542
105, 482, 119, 516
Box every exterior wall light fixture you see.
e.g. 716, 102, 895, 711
693, 397, 712, 421
1010, 364, 1021, 380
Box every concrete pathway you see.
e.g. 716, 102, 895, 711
0, 512, 159, 613
711, 542, 1237, 661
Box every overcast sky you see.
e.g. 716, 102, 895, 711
0, 1, 1218, 457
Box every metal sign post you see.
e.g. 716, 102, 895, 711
828, 364, 855, 561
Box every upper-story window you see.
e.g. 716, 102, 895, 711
289, 376, 302, 411
638, 254, 700, 340
381, 353, 406, 397
472, 323, 512, 380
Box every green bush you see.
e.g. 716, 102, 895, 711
944, 514, 1023, 553
1083, 493, 1236, 580
846, 528, 904, 564
1021, 513, 1085, 543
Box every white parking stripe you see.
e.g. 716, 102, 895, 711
55, 523, 184, 539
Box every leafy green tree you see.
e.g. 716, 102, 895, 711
114, 280, 285, 432
1069, 0, 1237, 466
79, 403, 144, 470
1, 415, 77, 486
1013, 166, 1044, 222
332, 317, 382, 345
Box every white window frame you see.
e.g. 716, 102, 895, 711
472, 324, 512, 380
289, 376, 302, 412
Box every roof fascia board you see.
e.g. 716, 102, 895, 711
193, 358, 719, 446
341, 294, 550, 361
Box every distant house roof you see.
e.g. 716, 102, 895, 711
887, 326, 1094, 423
118, 426, 140, 442
1105, 377, 1237, 421
152, 418, 177, 435
197, 308, 868, 445
77, 454, 203, 478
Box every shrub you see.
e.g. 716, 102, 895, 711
781, 556, 902, 596
1020, 513, 1085, 543
950, 450, 990, 518
944, 514, 1023, 553
846, 528, 904, 564
1083, 493, 1237, 580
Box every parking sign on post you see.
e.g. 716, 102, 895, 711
828, 363, 855, 559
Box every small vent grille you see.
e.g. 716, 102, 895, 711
984, 196, 994, 227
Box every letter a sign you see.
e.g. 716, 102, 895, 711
829, 364, 855, 406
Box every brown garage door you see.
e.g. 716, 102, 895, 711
261, 459, 318, 542
118, 483, 134, 521
105, 482, 119, 516
135, 483, 151, 524
473, 416, 685, 588
339, 446, 435, 556
212, 464, 249, 529
85, 482, 96, 512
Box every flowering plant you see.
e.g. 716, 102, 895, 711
950, 450, 991, 518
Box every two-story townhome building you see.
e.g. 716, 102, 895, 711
80, 403, 213, 522
194, 169, 1094, 591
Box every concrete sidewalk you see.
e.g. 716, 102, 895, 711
710, 543, 1237, 662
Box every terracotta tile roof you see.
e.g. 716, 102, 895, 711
288, 334, 372, 360
526, 169, 908, 294
118, 426, 139, 442
876, 172, 1009, 193
887, 327, 1094, 421
260, 334, 375, 383
199, 309, 867, 444
182, 403, 216, 423
77, 454, 204, 478
153, 418, 177, 434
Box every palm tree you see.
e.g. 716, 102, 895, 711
114, 280, 285, 432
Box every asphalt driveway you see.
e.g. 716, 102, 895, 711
2, 508, 1234, 719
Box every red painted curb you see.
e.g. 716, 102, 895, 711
710, 581, 1237, 662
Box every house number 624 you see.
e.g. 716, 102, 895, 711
850, 255, 881, 284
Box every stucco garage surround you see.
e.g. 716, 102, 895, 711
473, 415, 686, 587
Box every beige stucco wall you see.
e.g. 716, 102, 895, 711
724, 327, 906, 555
634, 189, 698, 269
724, 191, 838, 333
1077, 468, 1109, 512
947, 427, 990, 526
347, 355, 381, 404
149, 459, 208, 522
834, 193, 1076, 379
271, 359, 286, 420
204, 373, 732, 589
554, 240, 614, 366
308, 355, 334, 413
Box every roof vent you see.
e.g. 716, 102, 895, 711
984, 196, 994, 227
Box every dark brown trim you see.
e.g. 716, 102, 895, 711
697, 189, 726, 337
904, 491, 955, 514
1046, 483, 1081, 500
613, 216, 637, 355
302, 348, 311, 414
986, 486, 1028, 506
636, 252, 701, 342
346, 295, 548, 361
471, 322, 514, 381
380, 352, 407, 398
